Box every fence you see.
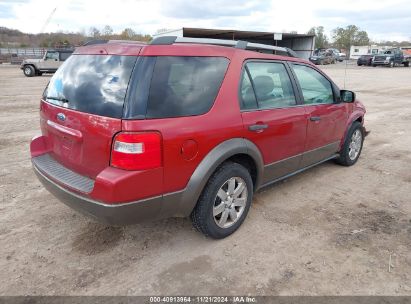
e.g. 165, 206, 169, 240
0, 47, 47, 64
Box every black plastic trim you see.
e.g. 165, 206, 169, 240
32, 154, 94, 193
175, 138, 264, 217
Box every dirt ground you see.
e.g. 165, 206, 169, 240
0, 62, 410, 296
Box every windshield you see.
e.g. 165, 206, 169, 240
44, 54, 137, 118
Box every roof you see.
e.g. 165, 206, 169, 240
155, 27, 315, 41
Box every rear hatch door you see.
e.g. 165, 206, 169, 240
40, 50, 139, 178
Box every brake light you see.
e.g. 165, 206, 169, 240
111, 132, 162, 170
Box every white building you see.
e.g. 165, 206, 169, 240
350, 45, 393, 59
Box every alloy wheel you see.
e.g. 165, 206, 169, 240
213, 177, 248, 229
348, 129, 362, 160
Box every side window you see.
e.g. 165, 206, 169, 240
239, 70, 257, 110
45, 52, 59, 60
146, 57, 229, 119
292, 64, 334, 105
240, 61, 296, 110
59, 52, 71, 61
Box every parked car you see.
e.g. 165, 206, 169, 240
372, 48, 410, 67
20, 49, 73, 77
338, 52, 347, 61
30, 37, 367, 239
309, 50, 335, 65
326, 48, 342, 62
357, 54, 373, 66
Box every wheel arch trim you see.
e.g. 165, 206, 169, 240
339, 112, 364, 149
171, 138, 264, 217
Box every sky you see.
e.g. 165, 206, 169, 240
0, 0, 410, 42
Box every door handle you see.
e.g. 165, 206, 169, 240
310, 116, 321, 122
248, 124, 268, 132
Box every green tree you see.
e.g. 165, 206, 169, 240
308, 26, 329, 49
332, 25, 370, 54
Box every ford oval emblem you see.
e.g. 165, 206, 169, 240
57, 113, 66, 121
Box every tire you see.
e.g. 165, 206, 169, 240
357, 63, 362, 66
404, 62, 409, 67
389, 61, 394, 68
336, 121, 364, 166
191, 162, 253, 239
23, 65, 35, 77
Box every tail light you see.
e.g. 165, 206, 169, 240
111, 132, 162, 170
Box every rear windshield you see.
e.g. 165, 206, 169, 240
44, 55, 137, 118
145, 56, 229, 119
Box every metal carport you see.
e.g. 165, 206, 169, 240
153, 27, 315, 59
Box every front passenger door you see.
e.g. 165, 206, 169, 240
291, 64, 347, 167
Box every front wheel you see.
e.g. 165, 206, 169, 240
336, 122, 364, 166
191, 162, 253, 239
23, 65, 35, 77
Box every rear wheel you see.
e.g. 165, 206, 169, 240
191, 162, 253, 239
404, 62, 409, 67
23, 65, 35, 77
336, 121, 364, 166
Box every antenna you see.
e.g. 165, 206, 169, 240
343, 56, 348, 89
40, 7, 57, 33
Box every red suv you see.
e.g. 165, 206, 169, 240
30, 37, 367, 239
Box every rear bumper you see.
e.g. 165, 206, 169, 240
33, 163, 164, 225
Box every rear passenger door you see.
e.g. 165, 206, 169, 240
240, 60, 308, 185
290, 63, 347, 167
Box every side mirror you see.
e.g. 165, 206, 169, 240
340, 90, 355, 103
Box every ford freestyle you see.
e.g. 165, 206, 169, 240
30, 37, 367, 239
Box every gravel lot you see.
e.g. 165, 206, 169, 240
0, 62, 410, 296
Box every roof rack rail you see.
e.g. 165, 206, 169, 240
83, 39, 109, 46
82, 39, 147, 46
150, 36, 299, 58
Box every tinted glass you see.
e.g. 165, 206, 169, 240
292, 64, 334, 104
46, 52, 58, 60
239, 70, 257, 110
59, 52, 72, 61
44, 55, 137, 118
146, 56, 229, 119
245, 62, 296, 109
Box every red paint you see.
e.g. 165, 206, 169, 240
30, 42, 366, 205
181, 140, 199, 161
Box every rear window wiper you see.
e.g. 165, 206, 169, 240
47, 96, 69, 103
